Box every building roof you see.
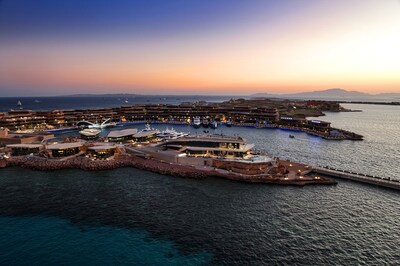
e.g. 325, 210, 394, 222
6, 144, 43, 149
107, 128, 138, 138
87, 145, 116, 150
46, 142, 83, 150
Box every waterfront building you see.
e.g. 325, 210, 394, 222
107, 129, 138, 142
79, 128, 101, 140
0, 128, 9, 138
0, 129, 54, 146
6, 144, 44, 156
132, 134, 275, 175
0, 101, 281, 129
279, 116, 307, 126
0, 110, 47, 130
87, 145, 117, 159
45, 143, 84, 158
307, 120, 331, 131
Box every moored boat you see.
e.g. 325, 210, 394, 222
202, 117, 209, 128
156, 128, 188, 140
140, 123, 160, 133
192, 117, 201, 128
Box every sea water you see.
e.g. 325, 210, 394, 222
0, 103, 399, 265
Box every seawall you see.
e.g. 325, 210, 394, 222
3, 156, 336, 186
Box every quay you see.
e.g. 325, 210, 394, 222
313, 166, 400, 191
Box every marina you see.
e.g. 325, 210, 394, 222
0, 103, 399, 190
1, 1, 399, 264
0, 99, 363, 140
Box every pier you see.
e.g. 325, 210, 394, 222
313, 166, 400, 191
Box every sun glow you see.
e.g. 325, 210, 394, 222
0, 0, 399, 96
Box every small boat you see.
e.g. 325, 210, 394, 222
17, 100, 23, 109
226, 120, 232, 127
79, 128, 101, 140
210, 120, 218, 129
289, 135, 295, 139
202, 117, 209, 128
192, 117, 201, 128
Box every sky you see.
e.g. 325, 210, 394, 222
0, 0, 399, 96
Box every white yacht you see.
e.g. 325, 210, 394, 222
140, 123, 160, 133
192, 117, 201, 128
157, 128, 188, 140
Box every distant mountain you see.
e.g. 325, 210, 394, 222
59, 93, 139, 97
249, 88, 400, 101
288, 88, 370, 99
250, 92, 274, 97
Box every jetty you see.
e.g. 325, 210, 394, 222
313, 166, 400, 191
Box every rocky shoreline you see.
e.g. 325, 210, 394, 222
1, 156, 336, 186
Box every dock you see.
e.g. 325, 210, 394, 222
313, 166, 400, 191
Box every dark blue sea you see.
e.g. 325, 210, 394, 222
0, 102, 399, 265
0, 96, 233, 112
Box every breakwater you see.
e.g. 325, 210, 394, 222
4, 156, 209, 179
313, 166, 400, 191
1, 156, 335, 186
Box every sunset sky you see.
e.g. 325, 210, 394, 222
0, 0, 399, 96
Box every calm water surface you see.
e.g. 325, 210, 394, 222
0, 103, 399, 265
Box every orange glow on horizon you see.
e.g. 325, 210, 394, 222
0, 0, 399, 95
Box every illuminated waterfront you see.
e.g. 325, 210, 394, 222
0, 103, 399, 265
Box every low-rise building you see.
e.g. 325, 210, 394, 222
45, 142, 84, 158
6, 144, 44, 156
87, 145, 117, 159
107, 128, 138, 142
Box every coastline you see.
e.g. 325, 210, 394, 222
1, 156, 336, 186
